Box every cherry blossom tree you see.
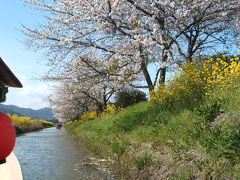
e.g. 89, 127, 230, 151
23, 0, 240, 90
173, 1, 240, 62
48, 83, 89, 121
48, 54, 136, 115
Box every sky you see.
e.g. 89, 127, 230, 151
0, 1, 53, 109
0, 1, 158, 110
1, 1, 238, 110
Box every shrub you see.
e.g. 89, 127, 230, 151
9, 114, 53, 133
151, 55, 240, 110
195, 98, 223, 122
80, 111, 97, 121
101, 104, 124, 116
41, 120, 55, 128
114, 89, 147, 108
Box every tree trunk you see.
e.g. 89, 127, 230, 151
159, 67, 166, 84
141, 63, 154, 92
159, 54, 168, 84
139, 45, 154, 92
96, 102, 104, 114
187, 46, 193, 62
103, 87, 108, 108
186, 54, 193, 62
84, 105, 89, 112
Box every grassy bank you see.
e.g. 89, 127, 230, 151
65, 100, 240, 179
10, 114, 54, 134
65, 56, 240, 179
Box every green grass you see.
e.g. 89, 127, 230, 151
65, 90, 240, 179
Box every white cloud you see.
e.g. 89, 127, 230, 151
4, 74, 55, 110
18, 83, 50, 97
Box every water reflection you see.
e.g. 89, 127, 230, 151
14, 128, 111, 180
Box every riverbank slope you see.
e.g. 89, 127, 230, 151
9, 114, 54, 134
65, 99, 240, 179
65, 57, 240, 179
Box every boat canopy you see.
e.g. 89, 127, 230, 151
0, 57, 22, 88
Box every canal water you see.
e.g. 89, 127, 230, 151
13, 127, 113, 180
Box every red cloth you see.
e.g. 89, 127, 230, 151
0, 112, 16, 160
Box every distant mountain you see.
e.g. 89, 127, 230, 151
0, 104, 54, 121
